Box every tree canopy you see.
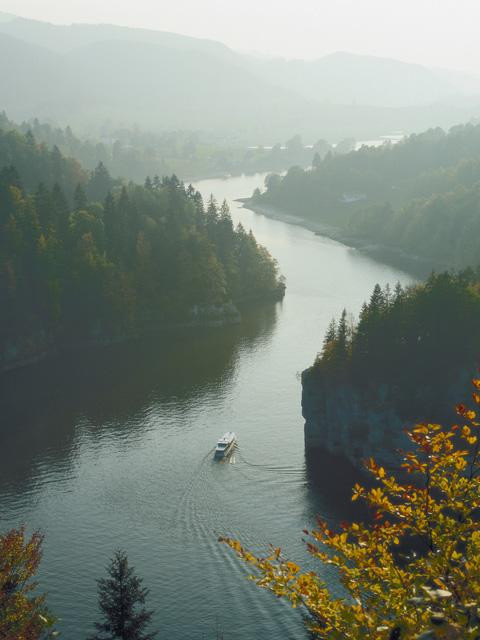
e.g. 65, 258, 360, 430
258, 122, 480, 270
0, 113, 322, 183
305, 271, 480, 420
0, 527, 56, 640
0, 129, 284, 371
89, 550, 156, 640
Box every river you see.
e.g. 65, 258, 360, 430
0, 173, 412, 639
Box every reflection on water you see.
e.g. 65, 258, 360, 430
0, 304, 278, 495
0, 173, 412, 640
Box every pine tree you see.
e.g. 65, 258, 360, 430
219, 199, 232, 223
324, 318, 336, 344
369, 283, 385, 314
35, 183, 53, 231
74, 183, 87, 211
393, 281, 404, 304
206, 195, 218, 223
320, 318, 337, 362
336, 308, 349, 356
88, 162, 113, 202
89, 550, 157, 640
384, 282, 392, 308
51, 182, 69, 231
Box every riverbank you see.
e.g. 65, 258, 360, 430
239, 199, 448, 279
0, 302, 248, 376
0, 285, 288, 376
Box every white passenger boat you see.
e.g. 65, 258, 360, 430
214, 432, 236, 459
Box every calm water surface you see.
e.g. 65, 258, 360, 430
0, 174, 412, 639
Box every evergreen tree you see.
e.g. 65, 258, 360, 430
384, 282, 392, 307
89, 550, 156, 640
88, 162, 114, 202
323, 318, 336, 346
74, 183, 88, 211
0, 164, 22, 191
369, 283, 385, 314
219, 199, 232, 224
51, 182, 69, 233
319, 318, 337, 363
393, 281, 404, 304
336, 308, 349, 356
35, 183, 53, 231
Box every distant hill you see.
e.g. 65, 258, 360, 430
245, 51, 480, 108
0, 11, 233, 57
1, 13, 480, 142
0, 30, 322, 142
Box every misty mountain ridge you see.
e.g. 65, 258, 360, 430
1, 12, 480, 141
0, 11, 234, 57
244, 50, 480, 108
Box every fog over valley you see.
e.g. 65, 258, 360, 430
3, 4, 480, 640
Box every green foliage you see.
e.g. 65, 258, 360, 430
259, 122, 480, 269
0, 112, 320, 182
89, 550, 156, 640
0, 527, 56, 639
0, 130, 284, 370
311, 271, 480, 416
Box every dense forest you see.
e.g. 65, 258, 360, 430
306, 271, 480, 419
255, 122, 480, 270
0, 112, 330, 182
0, 127, 284, 371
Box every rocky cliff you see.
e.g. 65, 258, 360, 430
302, 366, 476, 468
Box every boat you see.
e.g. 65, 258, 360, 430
214, 432, 236, 459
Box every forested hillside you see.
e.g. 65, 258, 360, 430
0, 112, 321, 181
0, 128, 284, 372
256, 122, 480, 270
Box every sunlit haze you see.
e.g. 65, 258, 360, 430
3, 0, 480, 72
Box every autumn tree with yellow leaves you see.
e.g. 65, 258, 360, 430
0, 527, 56, 640
221, 380, 480, 639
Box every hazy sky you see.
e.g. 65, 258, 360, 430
3, 0, 480, 72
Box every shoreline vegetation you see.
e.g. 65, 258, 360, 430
239, 198, 444, 278
0, 112, 326, 185
251, 123, 480, 277
0, 295, 285, 376
0, 129, 285, 376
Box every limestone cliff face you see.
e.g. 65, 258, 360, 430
301, 366, 475, 467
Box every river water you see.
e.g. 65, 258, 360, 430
0, 173, 412, 639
